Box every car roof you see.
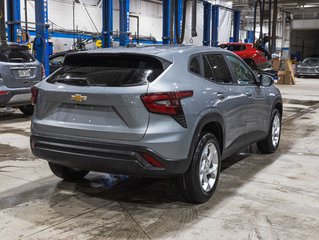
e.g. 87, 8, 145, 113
67, 45, 228, 62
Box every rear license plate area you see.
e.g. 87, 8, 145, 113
18, 69, 31, 77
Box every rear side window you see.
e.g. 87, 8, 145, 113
204, 54, 233, 84
0, 46, 35, 63
227, 45, 246, 51
189, 56, 201, 75
47, 53, 171, 87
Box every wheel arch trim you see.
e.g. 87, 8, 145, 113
184, 111, 225, 173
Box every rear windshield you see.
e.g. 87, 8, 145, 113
0, 46, 36, 63
47, 53, 171, 87
220, 44, 245, 51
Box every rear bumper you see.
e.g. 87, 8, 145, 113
296, 71, 319, 77
30, 135, 189, 177
0, 87, 31, 107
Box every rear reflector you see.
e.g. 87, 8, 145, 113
141, 91, 193, 116
0, 91, 9, 95
142, 153, 164, 168
31, 86, 38, 105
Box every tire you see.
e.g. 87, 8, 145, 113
19, 104, 34, 116
257, 108, 281, 154
48, 162, 89, 181
178, 133, 221, 203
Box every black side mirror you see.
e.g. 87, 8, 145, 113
258, 74, 273, 86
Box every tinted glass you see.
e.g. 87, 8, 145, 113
302, 58, 319, 65
226, 45, 246, 51
203, 57, 214, 80
47, 53, 170, 87
189, 56, 201, 75
204, 54, 233, 84
50, 55, 65, 65
0, 46, 35, 63
226, 55, 256, 85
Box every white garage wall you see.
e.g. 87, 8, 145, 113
20, 0, 162, 40
292, 19, 319, 30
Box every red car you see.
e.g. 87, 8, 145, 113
219, 43, 268, 70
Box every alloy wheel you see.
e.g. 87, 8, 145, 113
199, 142, 219, 192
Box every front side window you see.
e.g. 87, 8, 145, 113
204, 54, 233, 84
226, 55, 256, 85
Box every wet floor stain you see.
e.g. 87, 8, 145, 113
0, 143, 36, 162
286, 99, 319, 106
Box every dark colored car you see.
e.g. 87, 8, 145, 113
31, 46, 282, 203
296, 57, 319, 78
49, 50, 78, 74
0, 43, 42, 115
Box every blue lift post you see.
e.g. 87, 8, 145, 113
102, 0, 113, 48
35, 0, 50, 76
119, 0, 129, 46
211, 5, 219, 47
233, 10, 240, 42
174, 0, 182, 44
6, 0, 21, 42
247, 30, 254, 43
162, 0, 170, 44
203, 1, 211, 46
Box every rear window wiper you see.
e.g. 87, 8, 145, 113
9, 58, 25, 63
55, 77, 90, 86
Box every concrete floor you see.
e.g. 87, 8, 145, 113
0, 78, 319, 240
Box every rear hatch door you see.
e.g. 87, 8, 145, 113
0, 45, 41, 88
34, 52, 170, 142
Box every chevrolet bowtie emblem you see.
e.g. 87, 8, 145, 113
71, 94, 87, 102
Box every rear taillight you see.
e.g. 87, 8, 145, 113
0, 91, 9, 95
141, 91, 193, 128
31, 86, 38, 105
141, 91, 193, 115
41, 64, 45, 79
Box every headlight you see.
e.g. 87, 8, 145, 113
296, 66, 301, 72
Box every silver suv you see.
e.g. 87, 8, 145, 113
0, 43, 42, 115
30, 46, 282, 203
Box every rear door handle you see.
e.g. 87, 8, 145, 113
217, 92, 225, 99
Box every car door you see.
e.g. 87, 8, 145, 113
225, 54, 269, 140
202, 53, 250, 149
